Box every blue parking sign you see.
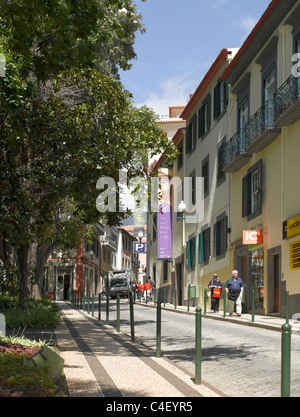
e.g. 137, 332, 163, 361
134, 242, 146, 253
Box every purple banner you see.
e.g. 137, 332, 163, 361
157, 203, 172, 259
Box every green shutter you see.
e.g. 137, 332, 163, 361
186, 240, 191, 269
199, 233, 204, 263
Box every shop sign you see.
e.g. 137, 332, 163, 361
290, 240, 300, 271
243, 230, 263, 245
283, 214, 300, 240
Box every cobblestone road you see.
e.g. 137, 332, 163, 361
99, 300, 300, 398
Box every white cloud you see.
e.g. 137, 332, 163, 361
135, 73, 195, 117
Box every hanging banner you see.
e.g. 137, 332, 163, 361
157, 168, 172, 259
158, 203, 172, 259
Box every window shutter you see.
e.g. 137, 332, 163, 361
223, 216, 228, 253
213, 223, 217, 257
192, 115, 197, 149
258, 159, 263, 211
207, 94, 211, 130
186, 240, 191, 269
198, 108, 203, 139
224, 82, 229, 108
199, 233, 204, 263
242, 175, 250, 217
194, 236, 197, 267
214, 85, 218, 120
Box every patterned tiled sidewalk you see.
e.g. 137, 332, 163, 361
55, 302, 225, 398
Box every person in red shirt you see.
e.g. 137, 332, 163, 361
143, 279, 152, 301
137, 280, 143, 301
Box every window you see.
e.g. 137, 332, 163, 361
217, 138, 226, 186
251, 169, 260, 213
213, 213, 227, 259
202, 156, 209, 197
242, 160, 263, 220
214, 80, 228, 119
199, 227, 210, 264
198, 94, 211, 138
186, 114, 197, 154
177, 140, 183, 171
189, 171, 196, 207
263, 68, 276, 103
186, 236, 197, 269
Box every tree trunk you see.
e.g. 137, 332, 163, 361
17, 243, 30, 310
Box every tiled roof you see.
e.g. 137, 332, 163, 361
180, 49, 233, 120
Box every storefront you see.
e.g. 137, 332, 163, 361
234, 230, 265, 314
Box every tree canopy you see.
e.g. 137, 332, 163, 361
0, 0, 177, 307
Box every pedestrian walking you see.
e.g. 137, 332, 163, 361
208, 274, 222, 313
137, 280, 143, 301
148, 276, 155, 302
225, 270, 244, 316
143, 279, 152, 302
130, 280, 137, 303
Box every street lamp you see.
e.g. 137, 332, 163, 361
178, 200, 187, 248
138, 230, 144, 242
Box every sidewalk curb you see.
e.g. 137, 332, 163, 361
131, 301, 300, 334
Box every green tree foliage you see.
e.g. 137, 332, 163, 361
0, 1, 176, 308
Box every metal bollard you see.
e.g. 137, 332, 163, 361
156, 303, 162, 358
252, 288, 255, 323
195, 307, 202, 385
106, 289, 109, 324
98, 293, 101, 321
204, 288, 207, 314
130, 296, 135, 342
281, 322, 291, 397
281, 291, 291, 397
117, 296, 120, 332
83, 293, 86, 311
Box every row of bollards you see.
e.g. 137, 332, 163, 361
70, 289, 292, 396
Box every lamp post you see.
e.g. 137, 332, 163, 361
138, 230, 144, 242
178, 200, 187, 248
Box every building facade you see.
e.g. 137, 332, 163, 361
221, 0, 300, 317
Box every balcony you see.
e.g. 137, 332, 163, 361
244, 99, 281, 153
222, 130, 252, 173
274, 75, 300, 126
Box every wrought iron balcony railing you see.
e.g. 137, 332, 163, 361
222, 130, 251, 173
244, 99, 281, 153
223, 130, 243, 167
274, 75, 300, 124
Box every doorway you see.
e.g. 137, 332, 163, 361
56, 274, 71, 301
267, 246, 281, 314
234, 246, 249, 311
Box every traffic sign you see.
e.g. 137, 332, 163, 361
133, 242, 146, 253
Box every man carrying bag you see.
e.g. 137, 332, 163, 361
225, 270, 244, 317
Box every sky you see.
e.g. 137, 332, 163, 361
120, 0, 272, 118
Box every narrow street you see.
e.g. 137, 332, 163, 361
95, 299, 300, 398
